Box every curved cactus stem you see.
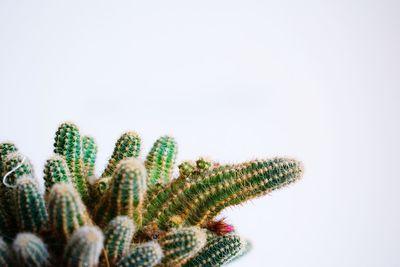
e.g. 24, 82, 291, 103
103, 216, 135, 264
0, 236, 14, 266
82, 136, 97, 178
101, 132, 141, 178
182, 233, 247, 267
48, 183, 92, 242
12, 233, 50, 267
158, 226, 206, 266
15, 178, 48, 234
43, 155, 72, 193
63, 226, 104, 267
95, 159, 146, 227
145, 136, 177, 185
116, 241, 163, 267
53, 122, 88, 202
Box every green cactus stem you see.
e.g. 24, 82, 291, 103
48, 183, 92, 242
82, 136, 97, 178
53, 122, 88, 202
95, 158, 146, 227
101, 132, 141, 178
0, 236, 14, 266
90, 176, 112, 202
12, 233, 49, 267
177, 161, 196, 177
15, 178, 48, 234
145, 136, 177, 185
1, 151, 34, 187
116, 241, 163, 267
103, 216, 135, 264
63, 226, 104, 267
182, 233, 247, 267
158, 226, 206, 266
0, 142, 18, 175
146, 158, 303, 229
43, 155, 72, 193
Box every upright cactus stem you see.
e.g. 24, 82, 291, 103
63, 226, 104, 267
1, 151, 34, 186
158, 226, 206, 266
145, 135, 177, 185
13, 233, 49, 267
0, 142, 18, 175
101, 132, 141, 177
82, 136, 97, 178
15, 178, 48, 234
43, 155, 72, 193
0, 237, 14, 267
48, 183, 91, 242
95, 158, 147, 227
183, 233, 247, 267
103, 216, 135, 264
53, 122, 89, 202
116, 241, 163, 267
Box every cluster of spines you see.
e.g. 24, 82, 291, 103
12, 233, 49, 267
116, 241, 163, 267
43, 155, 72, 193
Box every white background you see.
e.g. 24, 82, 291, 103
1, 1, 399, 266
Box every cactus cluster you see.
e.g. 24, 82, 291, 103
0, 122, 303, 266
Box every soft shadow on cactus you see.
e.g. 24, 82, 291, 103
0, 122, 303, 266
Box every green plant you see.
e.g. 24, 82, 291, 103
0, 122, 303, 266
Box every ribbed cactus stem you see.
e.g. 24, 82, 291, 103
48, 183, 91, 242
0, 142, 18, 175
2, 152, 34, 186
12, 233, 49, 267
149, 158, 303, 228
145, 136, 177, 185
178, 161, 196, 177
116, 241, 163, 267
158, 226, 206, 266
182, 233, 247, 267
0, 237, 14, 266
43, 155, 72, 193
101, 132, 141, 177
95, 159, 146, 227
103, 216, 135, 264
15, 178, 48, 234
63, 226, 104, 267
90, 176, 112, 202
82, 136, 97, 178
53, 122, 88, 202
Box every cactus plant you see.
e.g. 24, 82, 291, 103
0, 121, 303, 266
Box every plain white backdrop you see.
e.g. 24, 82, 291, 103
1, 1, 399, 266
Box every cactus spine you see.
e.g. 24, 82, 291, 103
63, 226, 104, 267
145, 136, 177, 185
15, 178, 48, 234
48, 183, 91, 242
82, 136, 97, 178
43, 155, 72, 193
103, 216, 135, 264
101, 132, 141, 177
158, 226, 206, 266
0, 237, 14, 266
12, 233, 49, 267
116, 241, 163, 267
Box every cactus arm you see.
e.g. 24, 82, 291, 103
145, 136, 177, 185
82, 136, 97, 178
0, 143, 18, 175
103, 216, 135, 264
12, 233, 50, 267
116, 241, 163, 267
43, 155, 72, 193
63, 226, 104, 267
101, 132, 141, 178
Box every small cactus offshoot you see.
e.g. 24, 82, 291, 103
0, 122, 303, 266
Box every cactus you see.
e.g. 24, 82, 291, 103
0, 236, 14, 266
95, 158, 146, 227
145, 136, 177, 185
158, 226, 206, 266
47, 183, 91, 242
13, 233, 49, 267
63, 226, 104, 267
15, 178, 48, 234
43, 155, 72, 193
116, 241, 163, 267
53, 122, 89, 202
103, 216, 135, 264
101, 132, 141, 177
182, 233, 247, 267
0, 122, 303, 267
82, 136, 97, 178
